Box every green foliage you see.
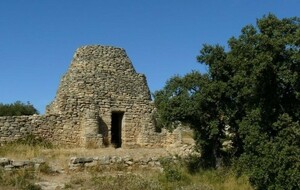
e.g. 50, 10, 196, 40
0, 101, 39, 116
185, 155, 204, 174
238, 113, 300, 190
160, 157, 189, 182
154, 14, 300, 189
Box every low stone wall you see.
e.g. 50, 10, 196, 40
0, 157, 45, 171
0, 115, 83, 147
69, 155, 164, 170
0, 114, 181, 148
0, 155, 177, 173
0, 115, 47, 143
137, 126, 182, 148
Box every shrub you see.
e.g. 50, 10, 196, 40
159, 157, 190, 183
185, 155, 202, 174
0, 101, 39, 116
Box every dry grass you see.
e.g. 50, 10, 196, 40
0, 144, 41, 159
0, 167, 41, 190
189, 169, 253, 190
0, 139, 253, 190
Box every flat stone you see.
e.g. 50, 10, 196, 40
123, 155, 133, 162
12, 160, 31, 167
70, 157, 93, 164
125, 161, 133, 166
85, 161, 97, 167
0, 158, 11, 166
35, 182, 65, 190
140, 157, 151, 164
31, 158, 45, 164
4, 165, 14, 170
111, 156, 123, 163
98, 156, 110, 165
148, 161, 156, 167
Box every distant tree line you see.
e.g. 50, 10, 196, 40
154, 14, 300, 190
0, 101, 39, 116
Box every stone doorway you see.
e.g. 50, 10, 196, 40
111, 112, 124, 148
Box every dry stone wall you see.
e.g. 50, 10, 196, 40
0, 45, 181, 148
0, 115, 83, 146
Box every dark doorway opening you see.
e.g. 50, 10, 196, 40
111, 112, 123, 148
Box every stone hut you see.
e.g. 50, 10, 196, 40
0, 45, 181, 148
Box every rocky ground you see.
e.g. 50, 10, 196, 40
0, 129, 199, 190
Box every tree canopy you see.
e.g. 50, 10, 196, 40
0, 101, 39, 116
154, 14, 300, 189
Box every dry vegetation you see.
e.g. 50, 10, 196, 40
0, 137, 252, 190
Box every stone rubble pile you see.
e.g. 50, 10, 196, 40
0, 157, 45, 171
0, 155, 182, 172
168, 144, 201, 158
68, 155, 164, 170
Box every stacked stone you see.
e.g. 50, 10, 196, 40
0, 157, 45, 171
0, 115, 81, 146
47, 46, 151, 114
68, 155, 164, 170
0, 45, 181, 148
46, 45, 157, 147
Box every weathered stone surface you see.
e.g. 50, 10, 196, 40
31, 158, 46, 164
111, 156, 123, 164
0, 158, 11, 166
0, 45, 182, 148
4, 165, 14, 171
70, 157, 93, 164
12, 160, 31, 167
98, 156, 110, 165
35, 182, 65, 190
67, 155, 175, 170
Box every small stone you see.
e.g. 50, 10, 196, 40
70, 157, 93, 164
35, 182, 65, 190
12, 160, 31, 167
125, 161, 133, 166
112, 156, 123, 164
85, 161, 97, 167
123, 155, 133, 162
4, 165, 14, 171
31, 158, 45, 164
98, 156, 110, 165
0, 158, 11, 166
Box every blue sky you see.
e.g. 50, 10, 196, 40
0, 1, 299, 113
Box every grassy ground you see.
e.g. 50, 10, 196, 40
62, 163, 252, 190
0, 138, 253, 190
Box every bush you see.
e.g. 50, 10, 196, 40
185, 155, 203, 174
159, 157, 190, 183
237, 114, 300, 190
0, 101, 39, 116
